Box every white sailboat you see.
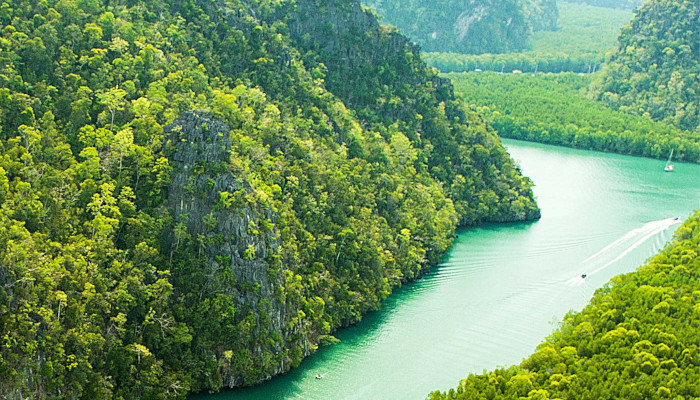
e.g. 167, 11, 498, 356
664, 149, 674, 172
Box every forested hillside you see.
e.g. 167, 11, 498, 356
363, 0, 558, 54
428, 211, 700, 400
591, 0, 700, 132
0, 0, 539, 398
448, 72, 700, 162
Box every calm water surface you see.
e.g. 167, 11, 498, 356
197, 140, 700, 400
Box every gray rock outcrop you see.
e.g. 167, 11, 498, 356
165, 111, 295, 387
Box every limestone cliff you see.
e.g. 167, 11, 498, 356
165, 111, 297, 387
286, 0, 541, 226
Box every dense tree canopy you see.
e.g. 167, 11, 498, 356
591, 0, 700, 133
0, 0, 539, 398
448, 72, 700, 162
428, 211, 700, 400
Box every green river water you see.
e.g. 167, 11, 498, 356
198, 139, 700, 400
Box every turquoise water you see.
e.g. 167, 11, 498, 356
197, 140, 700, 400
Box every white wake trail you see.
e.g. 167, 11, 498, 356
587, 219, 678, 276
566, 217, 680, 286
581, 219, 669, 264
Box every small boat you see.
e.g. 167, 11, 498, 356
664, 149, 674, 172
315, 373, 325, 379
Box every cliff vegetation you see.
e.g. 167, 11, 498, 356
0, 0, 539, 398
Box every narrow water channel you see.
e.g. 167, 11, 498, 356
197, 139, 700, 400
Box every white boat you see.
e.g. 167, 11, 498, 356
664, 149, 674, 172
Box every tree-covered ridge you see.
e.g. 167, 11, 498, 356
448, 72, 700, 162
362, 0, 558, 54
0, 0, 539, 398
285, 0, 540, 226
428, 211, 700, 400
591, 0, 700, 133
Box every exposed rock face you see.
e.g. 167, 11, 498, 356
361, 0, 558, 54
287, 0, 426, 105
286, 0, 458, 118
286, 0, 540, 227
165, 111, 293, 387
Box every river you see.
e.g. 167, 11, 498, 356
197, 139, 700, 400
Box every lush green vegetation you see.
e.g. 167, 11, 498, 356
363, 0, 558, 54
566, 0, 644, 9
447, 72, 700, 162
425, 2, 632, 73
0, 0, 540, 398
428, 211, 700, 400
591, 0, 700, 133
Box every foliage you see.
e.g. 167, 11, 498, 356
0, 0, 539, 398
591, 0, 700, 132
447, 72, 700, 162
428, 211, 700, 400
287, 1, 541, 226
565, 0, 644, 10
424, 2, 633, 73
362, 0, 558, 54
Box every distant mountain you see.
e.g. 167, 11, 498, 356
363, 0, 559, 54
591, 0, 700, 132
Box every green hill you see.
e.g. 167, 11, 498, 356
591, 0, 700, 132
0, 0, 539, 398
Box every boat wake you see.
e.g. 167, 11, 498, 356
565, 217, 681, 286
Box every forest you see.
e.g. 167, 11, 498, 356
0, 0, 540, 398
428, 211, 700, 400
363, 0, 558, 54
591, 0, 700, 133
1, 0, 697, 398
447, 72, 700, 162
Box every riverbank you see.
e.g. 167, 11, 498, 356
429, 211, 700, 400
447, 72, 700, 163
194, 140, 700, 400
